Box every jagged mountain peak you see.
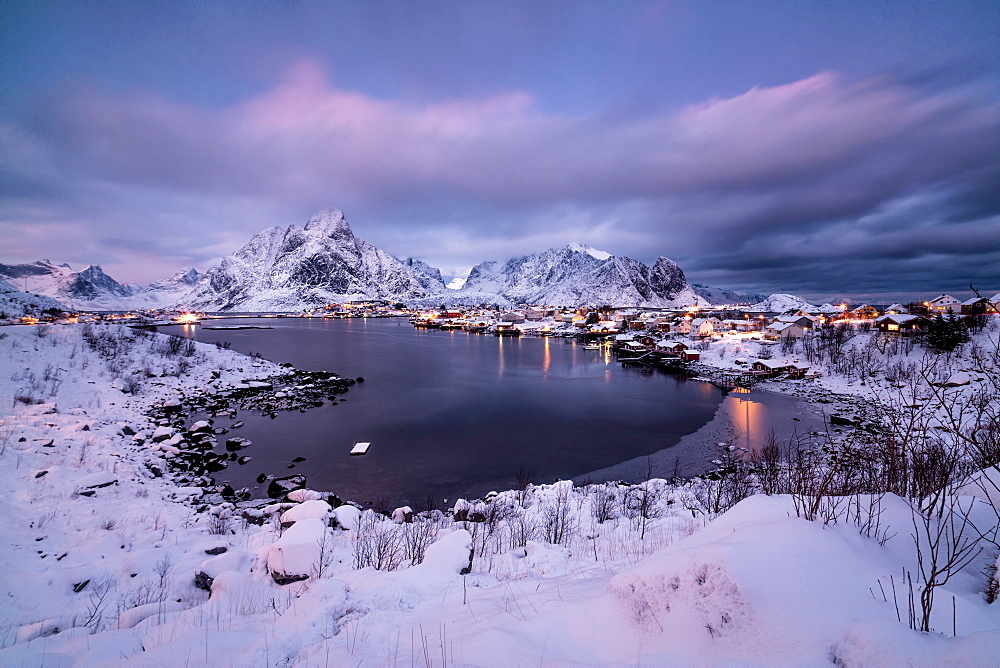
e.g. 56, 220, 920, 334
566, 242, 611, 261
185, 209, 438, 310
461, 245, 700, 307
303, 208, 353, 241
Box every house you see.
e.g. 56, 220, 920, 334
851, 304, 879, 320
772, 315, 817, 329
927, 294, 961, 314
750, 359, 791, 376
499, 311, 526, 324
884, 303, 909, 315
763, 321, 806, 340
874, 314, 927, 336
785, 362, 811, 378
720, 319, 760, 332
680, 349, 701, 362
523, 307, 545, 321
648, 317, 672, 332
619, 341, 649, 355
961, 297, 997, 315
655, 341, 688, 356
686, 317, 721, 337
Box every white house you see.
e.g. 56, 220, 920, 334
927, 294, 961, 314
763, 321, 806, 340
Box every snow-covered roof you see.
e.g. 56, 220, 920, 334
765, 322, 798, 332
875, 314, 920, 324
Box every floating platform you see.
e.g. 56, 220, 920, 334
350, 442, 371, 456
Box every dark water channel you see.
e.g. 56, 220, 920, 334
166, 317, 816, 507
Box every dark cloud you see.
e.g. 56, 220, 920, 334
2, 63, 996, 300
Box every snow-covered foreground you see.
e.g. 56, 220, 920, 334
1, 324, 998, 665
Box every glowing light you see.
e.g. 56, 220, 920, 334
175, 313, 200, 324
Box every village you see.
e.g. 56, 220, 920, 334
390, 291, 1000, 382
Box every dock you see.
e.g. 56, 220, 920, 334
350, 442, 371, 456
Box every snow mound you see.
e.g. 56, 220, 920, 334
745, 293, 818, 312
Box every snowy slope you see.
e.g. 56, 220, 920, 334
691, 283, 766, 306
398, 258, 447, 293
0, 325, 997, 665
184, 209, 440, 310
744, 293, 818, 312
0, 260, 142, 311
461, 244, 703, 307
0, 277, 66, 318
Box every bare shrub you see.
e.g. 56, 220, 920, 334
541, 484, 576, 545
589, 484, 617, 524
402, 517, 439, 566
353, 510, 402, 571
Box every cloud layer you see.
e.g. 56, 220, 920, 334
3, 61, 997, 300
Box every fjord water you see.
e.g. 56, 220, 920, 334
172, 318, 727, 506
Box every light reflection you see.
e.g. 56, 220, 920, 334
730, 391, 765, 453
497, 334, 505, 378
542, 337, 551, 375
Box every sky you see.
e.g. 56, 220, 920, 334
1, 1, 997, 303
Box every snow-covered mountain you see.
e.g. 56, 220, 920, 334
460, 244, 702, 307
0, 277, 66, 319
690, 283, 766, 306
445, 277, 467, 290
744, 293, 818, 313
184, 209, 439, 311
399, 258, 447, 293
0, 260, 143, 310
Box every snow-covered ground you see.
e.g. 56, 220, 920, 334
1, 323, 998, 665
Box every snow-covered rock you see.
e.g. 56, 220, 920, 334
279, 499, 332, 526
266, 517, 327, 583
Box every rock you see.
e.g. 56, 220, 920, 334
121, 425, 136, 436
267, 474, 307, 499
190, 420, 213, 433
162, 398, 183, 413
194, 571, 214, 592
267, 517, 326, 584
391, 506, 414, 523
225, 437, 252, 451
356, 377, 365, 383
279, 499, 332, 527
204, 546, 228, 555
77, 471, 118, 491
151, 426, 174, 443
829, 415, 857, 427
940, 372, 971, 387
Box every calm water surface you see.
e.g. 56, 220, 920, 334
169, 318, 747, 506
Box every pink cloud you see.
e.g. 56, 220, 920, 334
18, 60, 996, 218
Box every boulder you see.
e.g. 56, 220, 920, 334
267, 518, 326, 584
267, 474, 307, 499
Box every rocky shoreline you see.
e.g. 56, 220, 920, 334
135, 367, 361, 511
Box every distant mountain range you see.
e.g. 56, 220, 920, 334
0, 209, 773, 312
